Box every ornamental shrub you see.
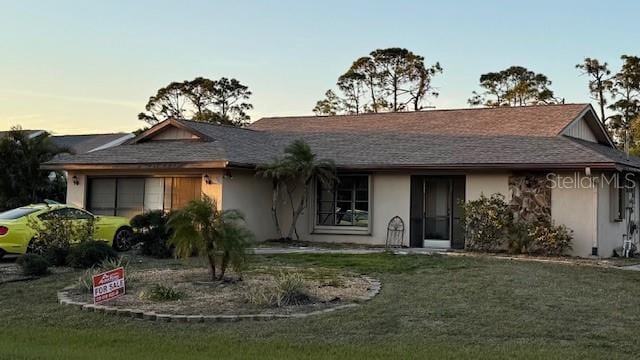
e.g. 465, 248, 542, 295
16, 254, 50, 276
527, 218, 573, 256
130, 210, 173, 258
461, 194, 512, 252
66, 240, 118, 269
27, 211, 95, 266
243, 272, 311, 307
139, 284, 185, 301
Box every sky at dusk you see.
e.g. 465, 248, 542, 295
1, 0, 639, 134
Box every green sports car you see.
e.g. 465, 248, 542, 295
0, 203, 133, 258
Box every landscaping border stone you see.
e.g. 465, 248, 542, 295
57, 275, 381, 323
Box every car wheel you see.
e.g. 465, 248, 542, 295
113, 228, 133, 252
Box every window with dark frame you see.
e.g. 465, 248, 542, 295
316, 175, 369, 227
611, 172, 628, 222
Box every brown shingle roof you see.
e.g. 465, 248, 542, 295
46, 104, 640, 171
249, 104, 589, 137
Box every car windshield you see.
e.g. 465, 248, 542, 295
0, 207, 41, 220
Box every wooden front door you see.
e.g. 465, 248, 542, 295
168, 177, 202, 210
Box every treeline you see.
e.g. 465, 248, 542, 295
134, 48, 640, 152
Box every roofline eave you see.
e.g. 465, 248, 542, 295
41, 160, 229, 171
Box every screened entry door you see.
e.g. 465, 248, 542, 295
410, 176, 465, 249
423, 177, 452, 248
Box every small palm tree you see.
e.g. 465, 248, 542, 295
168, 196, 253, 281
259, 140, 336, 241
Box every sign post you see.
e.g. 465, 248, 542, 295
92, 267, 125, 304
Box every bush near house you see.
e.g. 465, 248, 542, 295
462, 194, 573, 256
461, 194, 513, 252
527, 218, 573, 256
130, 210, 173, 258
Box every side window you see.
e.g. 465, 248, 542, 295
39, 209, 64, 221
610, 173, 625, 222
65, 208, 94, 220
39, 208, 93, 221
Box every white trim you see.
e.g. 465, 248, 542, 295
28, 130, 47, 139
423, 239, 450, 249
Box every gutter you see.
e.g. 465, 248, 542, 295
41, 160, 229, 171
42, 160, 640, 174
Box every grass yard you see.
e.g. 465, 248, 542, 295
1, 253, 640, 359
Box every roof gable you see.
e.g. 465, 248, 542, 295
130, 119, 211, 144
559, 105, 613, 145
250, 104, 590, 138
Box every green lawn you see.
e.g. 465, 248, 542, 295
1, 253, 640, 359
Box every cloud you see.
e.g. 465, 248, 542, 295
0, 89, 140, 109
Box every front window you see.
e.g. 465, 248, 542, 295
316, 175, 369, 227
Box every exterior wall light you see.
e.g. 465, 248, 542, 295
72, 175, 79, 186
204, 174, 213, 185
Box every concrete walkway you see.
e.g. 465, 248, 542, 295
250, 247, 440, 255
621, 264, 640, 271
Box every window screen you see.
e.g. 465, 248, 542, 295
88, 178, 116, 215
316, 175, 368, 227
144, 178, 165, 211
115, 178, 145, 218
87, 177, 201, 217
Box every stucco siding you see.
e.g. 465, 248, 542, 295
550, 172, 597, 257
595, 172, 637, 257
466, 173, 511, 201
66, 171, 87, 208
201, 171, 223, 209
221, 170, 279, 241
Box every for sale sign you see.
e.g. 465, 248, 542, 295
92, 267, 125, 304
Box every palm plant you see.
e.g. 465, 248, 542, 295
256, 158, 288, 239
168, 196, 253, 281
259, 140, 336, 241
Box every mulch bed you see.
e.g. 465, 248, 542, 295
66, 266, 373, 315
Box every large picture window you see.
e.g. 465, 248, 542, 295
316, 175, 369, 227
